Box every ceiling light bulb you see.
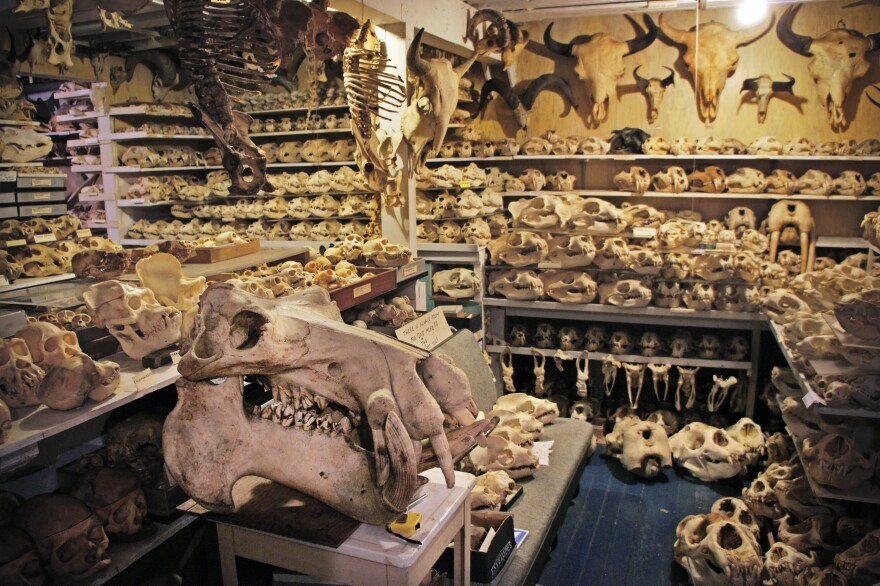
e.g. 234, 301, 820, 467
737, 0, 768, 25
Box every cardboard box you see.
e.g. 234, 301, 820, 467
19, 203, 67, 217
16, 190, 66, 204
435, 511, 516, 583
17, 175, 65, 189
329, 267, 396, 311
0, 192, 14, 205
0, 206, 17, 219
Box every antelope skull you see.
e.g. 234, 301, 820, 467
633, 66, 675, 123
740, 73, 796, 123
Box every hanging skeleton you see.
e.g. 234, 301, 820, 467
164, 0, 356, 195
343, 21, 406, 208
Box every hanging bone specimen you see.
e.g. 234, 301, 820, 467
500, 346, 516, 393
110, 51, 190, 100
777, 4, 880, 129
403, 27, 481, 170
622, 362, 646, 409
675, 366, 699, 411
659, 13, 774, 122
544, 14, 657, 123
477, 74, 577, 130
648, 363, 671, 402
531, 348, 547, 396
633, 66, 675, 124
166, 283, 493, 524
467, 9, 528, 70
740, 73, 795, 123
343, 21, 406, 207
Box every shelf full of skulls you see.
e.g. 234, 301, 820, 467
106, 87, 382, 247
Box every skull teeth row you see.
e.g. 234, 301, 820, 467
251, 400, 354, 437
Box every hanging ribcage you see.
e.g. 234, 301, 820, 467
342, 31, 405, 139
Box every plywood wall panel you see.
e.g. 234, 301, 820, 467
472, 1, 880, 143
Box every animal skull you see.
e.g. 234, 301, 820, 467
740, 73, 796, 123
669, 422, 749, 481
633, 66, 675, 123
606, 418, 672, 478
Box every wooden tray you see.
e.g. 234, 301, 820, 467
188, 239, 261, 263
329, 267, 396, 311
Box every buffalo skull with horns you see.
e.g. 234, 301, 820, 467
478, 74, 578, 130
659, 13, 775, 123
544, 14, 658, 123
777, 4, 880, 130
740, 74, 795, 123
633, 66, 675, 124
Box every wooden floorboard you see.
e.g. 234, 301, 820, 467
537, 445, 747, 586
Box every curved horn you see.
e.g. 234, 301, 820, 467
777, 5, 813, 56
407, 27, 430, 78
868, 31, 880, 53
478, 78, 521, 116
740, 77, 759, 93
771, 73, 796, 93
520, 73, 577, 110
735, 11, 775, 46
544, 22, 574, 57
625, 14, 658, 56
659, 13, 691, 46
632, 65, 650, 91
868, 84, 880, 108
467, 9, 509, 48
660, 66, 675, 87
507, 20, 522, 46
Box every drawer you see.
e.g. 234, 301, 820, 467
19, 203, 67, 217
17, 190, 66, 204
0, 206, 18, 219
0, 192, 14, 205
17, 175, 66, 189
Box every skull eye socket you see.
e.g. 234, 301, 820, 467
56, 538, 81, 563
229, 310, 267, 350
713, 431, 729, 446
718, 523, 743, 549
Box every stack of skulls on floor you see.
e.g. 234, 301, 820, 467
675, 429, 880, 585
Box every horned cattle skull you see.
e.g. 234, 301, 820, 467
544, 15, 657, 123
633, 66, 675, 123
777, 4, 880, 129
660, 13, 774, 122
740, 73, 796, 123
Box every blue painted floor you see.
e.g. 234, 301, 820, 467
536, 445, 748, 586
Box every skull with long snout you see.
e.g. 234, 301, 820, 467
167, 283, 491, 525
777, 4, 880, 129
740, 74, 796, 123
544, 14, 657, 123
660, 14, 775, 122
633, 66, 675, 124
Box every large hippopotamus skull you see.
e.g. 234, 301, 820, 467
165, 283, 490, 524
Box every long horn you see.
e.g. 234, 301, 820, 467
520, 73, 577, 110
771, 73, 796, 93
740, 77, 760, 93
625, 14, 658, 56
407, 27, 430, 78
661, 66, 675, 87
777, 5, 813, 56
543, 22, 574, 57
467, 9, 509, 48
659, 13, 691, 46
632, 65, 650, 91
868, 31, 880, 52
868, 84, 880, 108
735, 11, 775, 46
508, 20, 522, 46
478, 78, 520, 116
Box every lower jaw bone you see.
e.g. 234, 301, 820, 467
163, 376, 418, 524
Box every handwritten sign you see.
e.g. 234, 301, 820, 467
133, 368, 156, 391
395, 307, 453, 351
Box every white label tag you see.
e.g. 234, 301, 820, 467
76, 229, 92, 238
169, 350, 181, 365
31, 193, 52, 201
30, 207, 53, 215
633, 227, 657, 239
532, 441, 554, 466
0, 276, 9, 287
34, 233, 56, 243
3, 239, 25, 248
126, 198, 145, 205
133, 368, 156, 391
395, 307, 453, 351
537, 261, 562, 269
0, 171, 16, 182
30, 178, 52, 187
352, 283, 371, 298
803, 390, 826, 407
612, 155, 636, 161
403, 264, 419, 277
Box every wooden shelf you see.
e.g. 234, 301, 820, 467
0, 273, 75, 294
108, 161, 358, 173
242, 104, 348, 116
250, 128, 352, 138
53, 88, 93, 100
109, 132, 211, 141
485, 344, 751, 370
55, 112, 101, 123
425, 153, 880, 163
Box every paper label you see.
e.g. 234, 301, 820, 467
352, 283, 371, 298
126, 198, 145, 205
0, 276, 8, 287
459, 181, 472, 188
633, 227, 657, 239
802, 390, 827, 407
532, 441, 554, 466
76, 229, 92, 238
395, 307, 453, 351
537, 261, 562, 269
613, 155, 636, 161
715, 242, 736, 252
403, 264, 419, 277
31, 193, 52, 201
221, 217, 235, 223
0, 171, 16, 182
133, 368, 156, 391
4, 239, 25, 248
34, 234, 56, 243
169, 350, 181, 365
30, 207, 53, 215
30, 178, 52, 187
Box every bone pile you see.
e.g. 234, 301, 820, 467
248, 112, 351, 133
238, 88, 347, 112
131, 122, 209, 136
120, 145, 211, 168
27, 307, 93, 331
10, 234, 133, 280
0, 321, 120, 414
0, 216, 81, 244
344, 295, 421, 328
0, 126, 53, 163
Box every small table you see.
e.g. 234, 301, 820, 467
209, 469, 474, 586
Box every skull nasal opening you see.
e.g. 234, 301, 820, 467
229, 310, 267, 350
